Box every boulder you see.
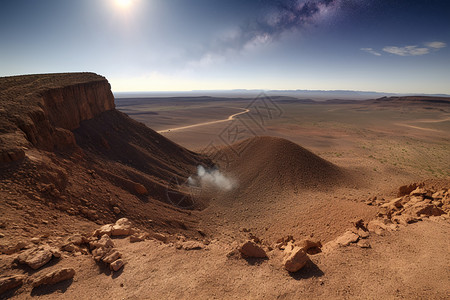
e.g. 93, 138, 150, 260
283, 245, 309, 272
31, 268, 75, 288
110, 259, 124, 271
16, 245, 59, 269
238, 240, 267, 258
111, 218, 133, 236
0, 275, 25, 295
0, 241, 28, 255
357, 228, 369, 239
335, 231, 359, 246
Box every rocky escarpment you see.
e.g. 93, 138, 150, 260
0, 73, 114, 163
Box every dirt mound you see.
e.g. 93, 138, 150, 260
218, 136, 350, 199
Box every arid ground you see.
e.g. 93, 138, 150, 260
1, 75, 449, 299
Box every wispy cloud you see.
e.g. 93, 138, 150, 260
360, 47, 381, 56
425, 41, 447, 49
187, 0, 344, 68
361, 41, 446, 57
382, 45, 430, 56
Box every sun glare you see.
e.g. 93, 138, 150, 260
115, 0, 132, 8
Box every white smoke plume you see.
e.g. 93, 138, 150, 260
188, 165, 236, 191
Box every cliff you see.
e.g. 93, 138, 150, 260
0, 73, 115, 163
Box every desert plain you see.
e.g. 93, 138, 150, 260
0, 74, 449, 299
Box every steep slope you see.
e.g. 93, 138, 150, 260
0, 73, 210, 242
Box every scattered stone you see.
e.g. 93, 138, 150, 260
93, 224, 114, 237
113, 206, 121, 214
31, 268, 75, 288
0, 233, 4, 239
239, 240, 267, 258
335, 231, 359, 246
110, 259, 124, 271
283, 244, 309, 272
30, 237, 40, 244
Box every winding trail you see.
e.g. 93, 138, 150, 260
157, 107, 250, 133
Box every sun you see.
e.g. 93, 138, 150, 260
115, 0, 133, 8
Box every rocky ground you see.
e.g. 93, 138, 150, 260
1, 73, 449, 299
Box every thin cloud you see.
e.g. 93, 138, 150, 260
382, 45, 429, 56
360, 47, 381, 56
426, 41, 446, 49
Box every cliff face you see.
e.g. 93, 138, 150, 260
0, 73, 115, 163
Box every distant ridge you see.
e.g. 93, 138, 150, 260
114, 90, 450, 101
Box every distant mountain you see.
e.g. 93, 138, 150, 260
114, 89, 450, 101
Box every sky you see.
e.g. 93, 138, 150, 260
0, 0, 449, 94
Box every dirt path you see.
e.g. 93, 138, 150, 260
157, 108, 250, 133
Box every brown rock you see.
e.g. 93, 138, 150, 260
130, 234, 145, 243
397, 183, 418, 197
134, 183, 148, 195
111, 218, 133, 236
110, 259, 124, 271
296, 239, 322, 254
335, 231, 359, 246
90, 234, 115, 249
357, 240, 371, 248
93, 224, 114, 237
16, 245, 57, 269
113, 206, 121, 214
0, 241, 28, 255
102, 250, 121, 264
149, 232, 167, 243
239, 240, 267, 258
367, 220, 388, 235
356, 228, 370, 239
283, 245, 309, 272
0, 275, 25, 294
407, 202, 445, 217
182, 241, 204, 250
31, 268, 75, 288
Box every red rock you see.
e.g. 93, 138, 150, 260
283, 246, 309, 272
31, 268, 75, 288
0, 275, 25, 294
239, 240, 267, 258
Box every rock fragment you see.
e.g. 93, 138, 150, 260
31, 268, 75, 288
110, 259, 124, 271
283, 244, 309, 272
239, 240, 267, 258
0, 275, 25, 294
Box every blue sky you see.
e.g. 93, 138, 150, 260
0, 0, 449, 93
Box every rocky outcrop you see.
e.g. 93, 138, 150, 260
0, 73, 115, 163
